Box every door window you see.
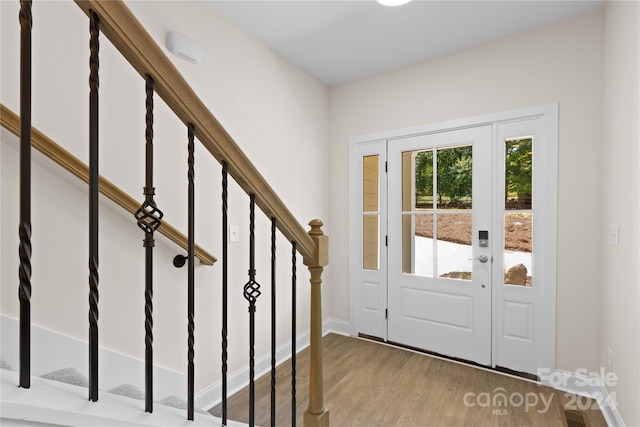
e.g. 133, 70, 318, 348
362, 155, 380, 270
401, 145, 473, 280
504, 137, 533, 286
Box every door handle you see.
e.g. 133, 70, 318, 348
469, 254, 489, 263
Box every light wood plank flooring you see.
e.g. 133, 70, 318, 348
210, 334, 606, 426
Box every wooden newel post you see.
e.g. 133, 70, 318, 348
303, 219, 330, 427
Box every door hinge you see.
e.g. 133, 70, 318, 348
385, 309, 388, 319
385, 161, 388, 173
385, 235, 388, 246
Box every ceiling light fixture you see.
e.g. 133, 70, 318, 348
376, 0, 412, 6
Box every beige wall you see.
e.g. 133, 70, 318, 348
329, 10, 605, 373
601, 1, 640, 425
1, 0, 329, 393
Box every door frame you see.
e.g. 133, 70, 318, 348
348, 103, 558, 372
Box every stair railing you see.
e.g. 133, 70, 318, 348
13, 0, 330, 426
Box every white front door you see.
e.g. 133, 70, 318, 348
348, 104, 557, 376
387, 126, 493, 366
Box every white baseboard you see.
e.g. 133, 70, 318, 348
0, 314, 185, 401
195, 317, 351, 411
195, 328, 311, 411
323, 318, 351, 336
540, 369, 625, 427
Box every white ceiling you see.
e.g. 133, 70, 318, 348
203, 0, 604, 87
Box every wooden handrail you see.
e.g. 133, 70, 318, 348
1, 103, 216, 266
73, 1, 317, 264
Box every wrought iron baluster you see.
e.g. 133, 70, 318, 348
187, 123, 196, 421
221, 161, 229, 426
88, 8, 100, 403
18, 0, 33, 390
271, 217, 277, 427
134, 75, 163, 413
291, 242, 297, 427
243, 194, 261, 427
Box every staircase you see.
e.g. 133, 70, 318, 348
1, 369, 234, 427
1, 1, 329, 426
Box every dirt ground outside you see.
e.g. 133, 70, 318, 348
414, 212, 532, 253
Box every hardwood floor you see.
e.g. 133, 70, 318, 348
209, 334, 607, 426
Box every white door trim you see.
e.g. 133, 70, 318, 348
350, 104, 556, 145
348, 103, 557, 373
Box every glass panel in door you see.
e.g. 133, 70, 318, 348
504, 137, 533, 286
363, 155, 380, 270
400, 145, 474, 280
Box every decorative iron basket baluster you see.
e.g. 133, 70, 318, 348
134, 74, 164, 413
135, 195, 163, 235
244, 194, 261, 427
18, 0, 33, 390
134, 76, 164, 238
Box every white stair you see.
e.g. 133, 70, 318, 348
1, 370, 246, 427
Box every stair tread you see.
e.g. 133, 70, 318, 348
1, 370, 246, 426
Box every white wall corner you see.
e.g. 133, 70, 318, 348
323, 318, 351, 337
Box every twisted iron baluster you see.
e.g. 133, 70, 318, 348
221, 161, 229, 425
88, 9, 100, 403
187, 123, 196, 421
270, 217, 277, 427
134, 75, 163, 413
291, 242, 297, 427
18, 0, 33, 390
243, 194, 261, 427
